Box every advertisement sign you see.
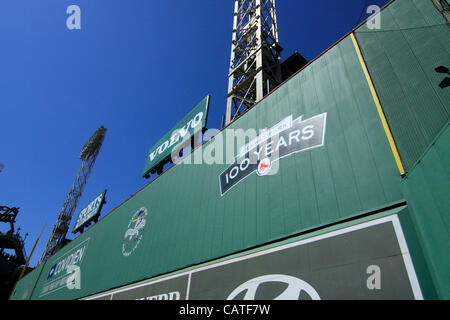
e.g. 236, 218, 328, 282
40, 238, 90, 298
219, 112, 327, 195
72, 190, 106, 234
141, 95, 210, 178
87, 215, 422, 300
92, 275, 189, 300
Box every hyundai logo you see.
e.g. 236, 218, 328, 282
227, 274, 320, 300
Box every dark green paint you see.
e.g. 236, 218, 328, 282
402, 123, 450, 299
355, 0, 450, 171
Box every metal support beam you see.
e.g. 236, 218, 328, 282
226, 0, 282, 125
39, 126, 106, 264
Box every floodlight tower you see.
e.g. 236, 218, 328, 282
39, 126, 106, 264
225, 0, 283, 125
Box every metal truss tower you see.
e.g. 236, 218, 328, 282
39, 126, 106, 264
226, 0, 283, 125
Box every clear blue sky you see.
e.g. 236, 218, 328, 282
0, 0, 389, 267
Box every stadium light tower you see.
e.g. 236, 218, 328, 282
225, 0, 283, 125
39, 126, 106, 264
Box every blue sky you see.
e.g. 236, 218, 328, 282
0, 0, 389, 267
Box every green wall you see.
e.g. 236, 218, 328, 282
402, 123, 450, 299
355, 0, 450, 171
353, 0, 450, 298
9, 263, 45, 300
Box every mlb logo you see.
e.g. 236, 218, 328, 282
48, 265, 56, 279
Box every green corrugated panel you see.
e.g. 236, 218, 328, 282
355, 0, 450, 171
402, 123, 450, 299
20, 35, 405, 300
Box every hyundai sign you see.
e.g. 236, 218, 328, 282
87, 215, 422, 300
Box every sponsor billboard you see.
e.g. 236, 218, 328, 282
72, 190, 106, 234
40, 238, 90, 298
141, 95, 210, 178
219, 112, 327, 195
86, 215, 422, 300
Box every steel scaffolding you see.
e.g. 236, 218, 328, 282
39, 126, 106, 264
225, 0, 282, 125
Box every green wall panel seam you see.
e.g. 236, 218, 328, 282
325, 44, 366, 213
337, 38, 392, 205
341, 75, 391, 203
310, 58, 343, 220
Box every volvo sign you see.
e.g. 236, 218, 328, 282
141, 95, 210, 178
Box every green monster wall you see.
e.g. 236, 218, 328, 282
12, 36, 404, 300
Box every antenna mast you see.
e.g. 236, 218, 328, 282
39, 126, 106, 264
225, 0, 282, 125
